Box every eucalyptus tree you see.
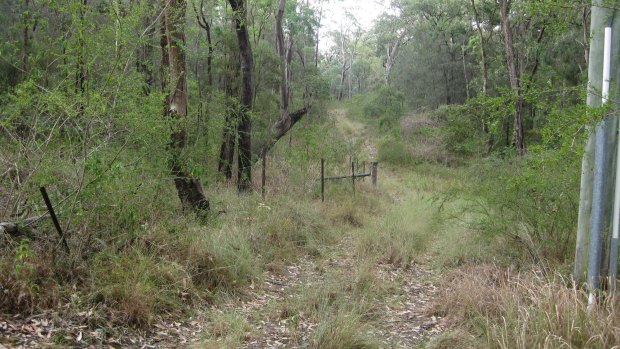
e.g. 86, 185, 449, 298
373, 5, 411, 86
161, 0, 210, 211
256, 0, 312, 158
498, 0, 525, 155
227, 0, 254, 192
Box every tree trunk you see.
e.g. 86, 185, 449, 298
315, 4, 323, 69
443, 68, 451, 105
470, 0, 488, 96
258, 107, 309, 159
257, 0, 309, 158
218, 53, 239, 181
229, 0, 254, 192
348, 49, 353, 99
384, 30, 407, 86
76, 0, 87, 117
337, 28, 348, 101
20, 0, 30, 80
137, 5, 155, 95
161, 0, 209, 212
194, 0, 214, 87
461, 44, 470, 100
276, 0, 290, 123
499, 0, 525, 155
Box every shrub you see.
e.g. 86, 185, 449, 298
446, 153, 580, 265
438, 92, 597, 265
352, 87, 405, 130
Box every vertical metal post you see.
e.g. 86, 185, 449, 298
321, 158, 325, 202
261, 153, 266, 200
575, 134, 594, 284
352, 161, 355, 195
40, 187, 70, 254
588, 25, 614, 306
606, 23, 619, 293
371, 162, 378, 186
588, 119, 609, 306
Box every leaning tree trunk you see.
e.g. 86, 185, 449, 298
499, 0, 525, 155
256, 0, 309, 159
229, 0, 253, 192
161, 0, 209, 211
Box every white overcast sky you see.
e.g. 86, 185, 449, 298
318, 0, 391, 51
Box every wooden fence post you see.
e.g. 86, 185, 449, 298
371, 162, 378, 186
321, 158, 325, 202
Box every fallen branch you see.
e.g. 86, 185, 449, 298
0, 216, 41, 238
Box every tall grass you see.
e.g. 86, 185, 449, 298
430, 264, 620, 349
353, 163, 456, 267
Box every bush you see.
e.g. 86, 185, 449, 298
447, 153, 580, 265
351, 87, 405, 130
431, 95, 513, 157
439, 92, 596, 265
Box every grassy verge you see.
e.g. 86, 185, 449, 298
429, 264, 620, 349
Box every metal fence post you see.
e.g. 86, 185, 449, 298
352, 161, 355, 195
262, 153, 266, 200
321, 158, 325, 202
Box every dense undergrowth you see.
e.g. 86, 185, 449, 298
2, 89, 619, 348
0, 104, 360, 327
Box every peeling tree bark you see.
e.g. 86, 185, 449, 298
161, 0, 209, 212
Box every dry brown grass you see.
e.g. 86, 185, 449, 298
430, 264, 620, 349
